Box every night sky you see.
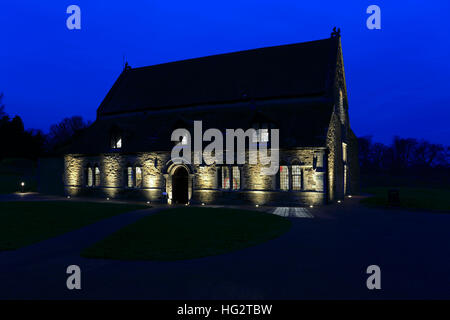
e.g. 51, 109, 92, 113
2, 1, 449, 145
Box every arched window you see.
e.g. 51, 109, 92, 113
222, 166, 230, 189
135, 167, 142, 188
126, 166, 143, 188
127, 166, 134, 188
94, 166, 101, 187
232, 166, 241, 190
87, 166, 93, 187
218, 166, 241, 190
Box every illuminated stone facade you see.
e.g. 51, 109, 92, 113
64, 147, 331, 206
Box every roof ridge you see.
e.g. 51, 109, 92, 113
129, 37, 336, 71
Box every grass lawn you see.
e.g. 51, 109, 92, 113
81, 207, 292, 261
0, 201, 147, 251
361, 186, 450, 211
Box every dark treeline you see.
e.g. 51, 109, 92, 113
0, 93, 91, 160
358, 135, 449, 186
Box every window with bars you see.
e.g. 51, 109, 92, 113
280, 165, 289, 190
222, 166, 230, 189
87, 167, 93, 187
135, 167, 142, 188
94, 166, 100, 187
292, 165, 302, 190
232, 166, 240, 190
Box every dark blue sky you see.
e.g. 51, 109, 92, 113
2, 1, 449, 145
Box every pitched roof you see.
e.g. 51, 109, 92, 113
97, 37, 339, 116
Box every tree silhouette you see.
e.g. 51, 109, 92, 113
46, 116, 91, 153
0, 93, 5, 118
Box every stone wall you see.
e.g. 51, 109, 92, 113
64, 152, 170, 201
326, 112, 343, 201
64, 147, 327, 206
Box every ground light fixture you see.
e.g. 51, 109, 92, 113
106, 198, 110, 201
255, 204, 259, 208
201, 203, 205, 206
309, 205, 314, 208
146, 201, 150, 204
67, 196, 71, 199
20, 181, 25, 193
337, 200, 342, 203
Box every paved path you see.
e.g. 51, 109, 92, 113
0, 197, 449, 299
272, 207, 314, 218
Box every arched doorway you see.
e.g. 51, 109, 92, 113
172, 166, 189, 204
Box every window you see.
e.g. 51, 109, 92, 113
232, 166, 240, 190
87, 167, 93, 187
315, 153, 324, 168
252, 129, 258, 143
115, 137, 122, 148
251, 123, 269, 143
127, 167, 134, 188
110, 127, 122, 149
111, 135, 122, 149
280, 165, 289, 190
181, 133, 188, 145
135, 167, 142, 188
220, 166, 240, 190
292, 165, 302, 190
94, 166, 100, 187
342, 142, 347, 163
222, 166, 230, 189
127, 166, 142, 188
260, 128, 269, 143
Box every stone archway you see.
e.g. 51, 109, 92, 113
171, 166, 189, 204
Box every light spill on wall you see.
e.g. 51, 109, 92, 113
64, 155, 83, 196
101, 154, 121, 198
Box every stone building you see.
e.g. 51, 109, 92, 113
64, 34, 359, 206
